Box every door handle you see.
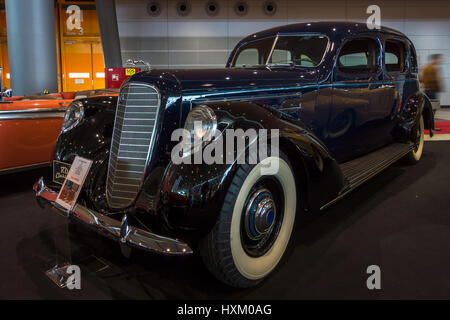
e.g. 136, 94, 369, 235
369, 83, 395, 90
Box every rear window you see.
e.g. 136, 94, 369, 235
385, 40, 407, 73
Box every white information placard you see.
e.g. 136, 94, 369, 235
56, 156, 93, 211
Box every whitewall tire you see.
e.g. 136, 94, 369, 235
199, 153, 297, 287
404, 114, 424, 164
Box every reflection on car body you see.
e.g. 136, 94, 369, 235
34, 22, 433, 288
0, 89, 118, 174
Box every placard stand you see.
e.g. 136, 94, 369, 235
45, 212, 74, 288
44, 156, 107, 288
44, 211, 110, 289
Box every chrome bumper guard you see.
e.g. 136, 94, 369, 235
33, 177, 192, 255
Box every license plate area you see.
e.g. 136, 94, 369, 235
53, 160, 71, 185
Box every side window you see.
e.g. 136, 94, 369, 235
234, 48, 259, 67
299, 54, 315, 67
232, 36, 275, 67
385, 40, 407, 73
271, 49, 292, 64
338, 38, 377, 74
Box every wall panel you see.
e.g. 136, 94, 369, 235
116, 0, 450, 104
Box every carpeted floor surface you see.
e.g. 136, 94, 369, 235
426, 121, 450, 134
0, 141, 449, 299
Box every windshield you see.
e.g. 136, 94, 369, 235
231, 34, 329, 68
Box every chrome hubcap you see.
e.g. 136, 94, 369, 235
244, 189, 276, 240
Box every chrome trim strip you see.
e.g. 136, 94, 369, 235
193, 92, 302, 104
34, 178, 192, 255
266, 34, 279, 65
0, 112, 65, 120
0, 107, 66, 120
0, 107, 66, 114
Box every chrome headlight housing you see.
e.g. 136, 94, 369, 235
61, 100, 84, 133
181, 105, 217, 157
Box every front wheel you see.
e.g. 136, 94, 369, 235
403, 114, 425, 164
199, 153, 297, 288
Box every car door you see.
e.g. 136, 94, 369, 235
0, 100, 67, 172
382, 37, 409, 137
327, 36, 385, 162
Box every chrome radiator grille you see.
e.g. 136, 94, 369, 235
106, 83, 160, 208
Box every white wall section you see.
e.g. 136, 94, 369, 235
116, 0, 450, 105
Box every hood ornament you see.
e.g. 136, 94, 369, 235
125, 59, 152, 71
1, 88, 12, 98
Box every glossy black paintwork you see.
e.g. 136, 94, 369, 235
46, 22, 434, 242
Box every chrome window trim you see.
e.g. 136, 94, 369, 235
265, 34, 279, 65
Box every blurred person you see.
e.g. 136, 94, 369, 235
420, 53, 444, 100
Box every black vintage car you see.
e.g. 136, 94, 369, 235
35, 22, 434, 288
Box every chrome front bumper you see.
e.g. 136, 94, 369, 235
33, 177, 193, 255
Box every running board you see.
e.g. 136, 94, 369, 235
321, 143, 413, 210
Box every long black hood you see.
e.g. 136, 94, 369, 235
121, 67, 319, 178
129, 67, 317, 97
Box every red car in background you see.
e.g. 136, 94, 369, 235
0, 89, 118, 174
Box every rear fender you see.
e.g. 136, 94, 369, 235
396, 92, 435, 142
422, 94, 435, 136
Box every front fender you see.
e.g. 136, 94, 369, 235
54, 95, 117, 213
159, 101, 345, 236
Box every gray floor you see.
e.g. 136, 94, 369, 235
0, 141, 450, 299
435, 109, 450, 121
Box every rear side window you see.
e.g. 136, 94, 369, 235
385, 40, 407, 73
338, 38, 378, 74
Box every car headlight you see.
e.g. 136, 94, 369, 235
181, 105, 217, 157
61, 100, 84, 133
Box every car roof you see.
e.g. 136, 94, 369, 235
240, 21, 406, 43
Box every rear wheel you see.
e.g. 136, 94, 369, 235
199, 153, 297, 287
404, 114, 424, 164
